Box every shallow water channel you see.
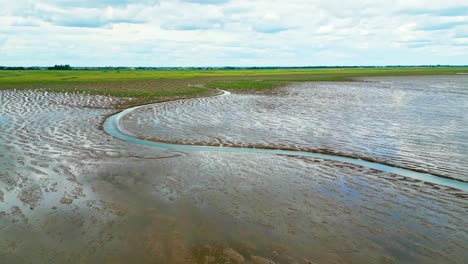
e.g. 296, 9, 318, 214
1, 76, 467, 263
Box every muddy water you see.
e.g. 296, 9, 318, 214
105, 91, 468, 191
0, 77, 467, 263
121, 76, 468, 182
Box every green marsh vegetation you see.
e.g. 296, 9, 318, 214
1, 67, 467, 106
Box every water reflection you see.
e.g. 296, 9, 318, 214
121, 76, 468, 181
0, 77, 467, 263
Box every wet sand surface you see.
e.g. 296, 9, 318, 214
121, 76, 468, 181
0, 77, 467, 263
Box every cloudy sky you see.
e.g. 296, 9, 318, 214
1, 0, 467, 66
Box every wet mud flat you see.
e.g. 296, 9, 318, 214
121, 76, 468, 182
0, 77, 467, 263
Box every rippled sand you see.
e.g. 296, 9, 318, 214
0, 78, 467, 263
121, 76, 468, 181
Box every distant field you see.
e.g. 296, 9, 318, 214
1, 67, 467, 101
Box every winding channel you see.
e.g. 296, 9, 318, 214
103, 91, 468, 192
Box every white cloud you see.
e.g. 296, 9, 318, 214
0, 0, 467, 66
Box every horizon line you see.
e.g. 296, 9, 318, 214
2, 64, 468, 69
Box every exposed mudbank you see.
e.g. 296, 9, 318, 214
1, 79, 468, 263
104, 84, 468, 192
115, 76, 468, 182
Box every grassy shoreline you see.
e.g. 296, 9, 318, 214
1, 67, 467, 105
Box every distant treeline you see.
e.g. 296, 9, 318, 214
48, 64, 71, 70
0, 65, 72, 70
0, 65, 467, 70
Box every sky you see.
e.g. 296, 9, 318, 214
0, 0, 467, 67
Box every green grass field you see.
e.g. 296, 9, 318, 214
1, 67, 467, 101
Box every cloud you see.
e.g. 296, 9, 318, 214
0, 35, 7, 47
161, 19, 224, 31
455, 31, 468, 38
181, 0, 230, 4
401, 7, 468, 17
250, 12, 292, 33
40, 0, 157, 8
417, 21, 468, 31
253, 25, 290, 34
397, 39, 433, 48
35, 3, 148, 28
1, 0, 467, 66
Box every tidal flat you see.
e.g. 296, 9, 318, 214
0, 75, 467, 263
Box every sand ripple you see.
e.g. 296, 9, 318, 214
0, 84, 467, 263
121, 76, 468, 181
